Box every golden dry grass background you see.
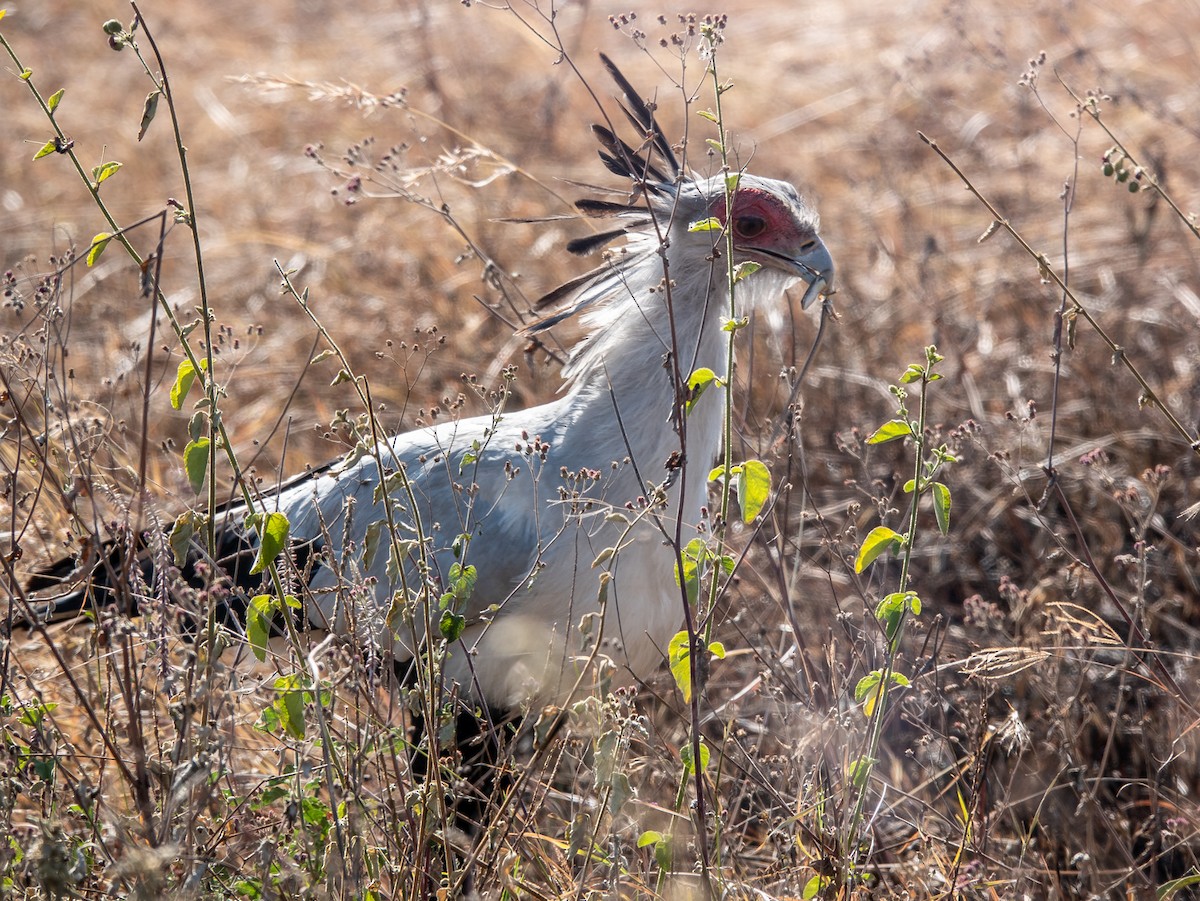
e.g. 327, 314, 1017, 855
2, 0, 1200, 897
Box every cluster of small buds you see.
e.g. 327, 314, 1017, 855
2, 268, 22, 312
947, 418, 981, 441
558, 465, 602, 485
1078, 447, 1109, 467
1017, 50, 1047, 88
1142, 464, 1171, 486
516, 430, 551, 462
1101, 147, 1145, 193
963, 594, 1007, 632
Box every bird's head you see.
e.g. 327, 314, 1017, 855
692, 174, 835, 310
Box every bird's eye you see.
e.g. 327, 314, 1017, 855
734, 215, 767, 239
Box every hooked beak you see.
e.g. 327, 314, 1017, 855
790, 237, 835, 310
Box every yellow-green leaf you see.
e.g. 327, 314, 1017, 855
668, 630, 693, 702
862, 679, 885, 717
637, 830, 665, 848
867, 419, 913, 444
854, 670, 882, 704
273, 675, 307, 740
854, 525, 904, 573
19, 67, 31, 80
170, 357, 207, 409
247, 594, 274, 662
47, 88, 64, 113
932, 481, 952, 535
847, 756, 876, 790
736, 458, 771, 522
1159, 872, 1200, 900
696, 109, 717, 123
680, 739, 710, 775
803, 875, 831, 899
732, 260, 760, 284
91, 160, 121, 186
86, 232, 111, 267
249, 511, 290, 575
688, 217, 721, 233
167, 511, 204, 566
183, 437, 210, 493
32, 139, 56, 161
686, 367, 718, 414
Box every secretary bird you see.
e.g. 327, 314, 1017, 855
21, 54, 832, 798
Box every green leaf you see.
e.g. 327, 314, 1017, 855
439, 609, 466, 642
137, 90, 160, 141
273, 675, 307, 740
705, 138, 724, 154
91, 160, 121, 186
249, 511, 290, 575
47, 88, 64, 113
637, 830, 664, 848
687, 217, 721, 233
672, 537, 709, 606
854, 525, 904, 573
32, 139, 57, 160
696, 109, 717, 123
446, 562, 477, 604
167, 511, 203, 566
858, 673, 885, 717
720, 315, 749, 332
847, 756, 876, 789
802, 875, 830, 899
708, 640, 726, 659
362, 519, 386, 571
724, 173, 740, 193
1159, 872, 1200, 900
668, 630, 693, 702
736, 458, 771, 522
170, 358, 207, 409
932, 481, 952, 534
247, 594, 275, 662
854, 670, 882, 703
867, 419, 913, 444
680, 739, 710, 776
686, 367, 718, 414
183, 437, 210, 493
19, 67, 31, 81
732, 260, 760, 283
875, 591, 909, 640
86, 232, 111, 267
899, 363, 925, 384
608, 771, 633, 817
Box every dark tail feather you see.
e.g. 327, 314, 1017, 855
15, 521, 315, 636
598, 52, 681, 179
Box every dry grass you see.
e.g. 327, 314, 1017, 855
2, 1, 1199, 898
